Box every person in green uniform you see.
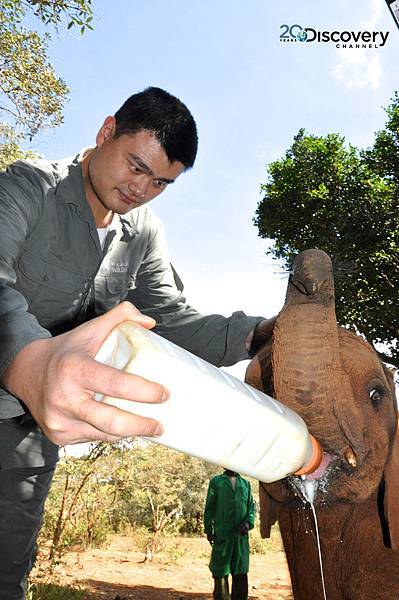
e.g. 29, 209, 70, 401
204, 469, 255, 600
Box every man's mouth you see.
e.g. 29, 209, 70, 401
117, 189, 141, 207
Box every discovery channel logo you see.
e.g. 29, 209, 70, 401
280, 24, 390, 48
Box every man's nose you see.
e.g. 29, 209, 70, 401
128, 175, 150, 198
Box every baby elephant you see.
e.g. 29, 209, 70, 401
245, 249, 399, 600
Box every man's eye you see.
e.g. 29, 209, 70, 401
129, 162, 141, 173
154, 179, 167, 188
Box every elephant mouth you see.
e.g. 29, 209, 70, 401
288, 446, 363, 503
303, 451, 334, 481
287, 452, 338, 503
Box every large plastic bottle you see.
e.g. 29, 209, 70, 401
94, 322, 322, 483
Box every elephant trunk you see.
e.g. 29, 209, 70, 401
272, 250, 366, 458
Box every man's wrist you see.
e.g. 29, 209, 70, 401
2, 338, 50, 400
247, 321, 265, 358
247, 316, 277, 359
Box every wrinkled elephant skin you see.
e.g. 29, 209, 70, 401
245, 249, 399, 600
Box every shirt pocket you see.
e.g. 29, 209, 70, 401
105, 275, 129, 295
16, 251, 48, 304
94, 274, 130, 313
16, 252, 90, 328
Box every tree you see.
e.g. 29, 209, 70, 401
0, 123, 37, 170
42, 441, 219, 563
45, 443, 109, 562
254, 96, 399, 368
119, 443, 217, 562
0, 0, 93, 167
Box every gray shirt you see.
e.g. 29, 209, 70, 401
0, 152, 262, 418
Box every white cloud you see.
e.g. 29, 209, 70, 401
360, 0, 382, 30
182, 264, 287, 318
330, 0, 384, 91
331, 54, 383, 90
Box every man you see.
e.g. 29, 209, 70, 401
0, 86, 272, 599
204, 469, 255, 600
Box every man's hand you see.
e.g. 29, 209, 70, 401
239, 521, 250, 536
2, 302, 168, 446
246, 316, 277, 358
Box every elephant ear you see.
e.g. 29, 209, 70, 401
245, 340, 274, 396
383, 417, 399, 549
382, 365, 399, 549
246, 339, 279, 537
259, 482, 281, 538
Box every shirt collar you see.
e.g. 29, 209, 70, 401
54, 149, 140, 238
54, 150, 88, 210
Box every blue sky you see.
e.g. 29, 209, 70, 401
28, 0, 398, 379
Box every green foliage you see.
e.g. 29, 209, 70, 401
43, 469, 112, 551
249, 524, 284, 555
44, 444, 119, 560
0, 0, 94, 34
128, 528, 189, 566
41, 442, 220, 563
0, 0, 93, 167
19, 0, 93, 32
255, 95, 399, 367
40, 443, 271, 573
99, 442, 219, 560
27, 582, 85, 600
0, 122, 37, 168
0, 25, 69, 137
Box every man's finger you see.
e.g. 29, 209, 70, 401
73, 302, 156, 354
56, 426, 122, 446
76, 356, 168, 403
75, 397, 164, 438
48, 421, 125, 446
89, 301, 156, 332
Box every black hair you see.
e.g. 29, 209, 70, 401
114, 87, 198, 169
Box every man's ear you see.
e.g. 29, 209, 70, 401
96, 116, 116, 147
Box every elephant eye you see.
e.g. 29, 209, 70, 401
369, 386, 385, 408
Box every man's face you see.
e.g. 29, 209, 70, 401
87, 118, 185, 216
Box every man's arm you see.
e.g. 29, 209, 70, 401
238, 480, 256, 535
0, 163, 53, 380
128, 212, 266, 367
2, 302, 168, 446
204, 479, 217, 543
0, 166, 167, 445
246, 481, 256, 531
245, 316, 278, 358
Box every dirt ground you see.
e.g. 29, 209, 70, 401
35, 535, 293, 599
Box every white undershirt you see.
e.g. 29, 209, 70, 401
97, 226, 109, 249
228, 475, 237, 490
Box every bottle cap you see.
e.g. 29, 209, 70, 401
294, 435, 323, 476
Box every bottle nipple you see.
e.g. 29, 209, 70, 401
294, 435, 323, 476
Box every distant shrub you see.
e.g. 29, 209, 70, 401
27, 582, 85, 600
250, 524, 285, 555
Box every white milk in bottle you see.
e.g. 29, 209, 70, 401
94, 322, 322, 483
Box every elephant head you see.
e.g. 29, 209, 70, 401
246, 249, 399, 549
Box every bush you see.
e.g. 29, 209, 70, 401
250, 524, 285, 555
27, 582, 85, 600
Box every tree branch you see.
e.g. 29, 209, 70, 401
372, 346, 399, 370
